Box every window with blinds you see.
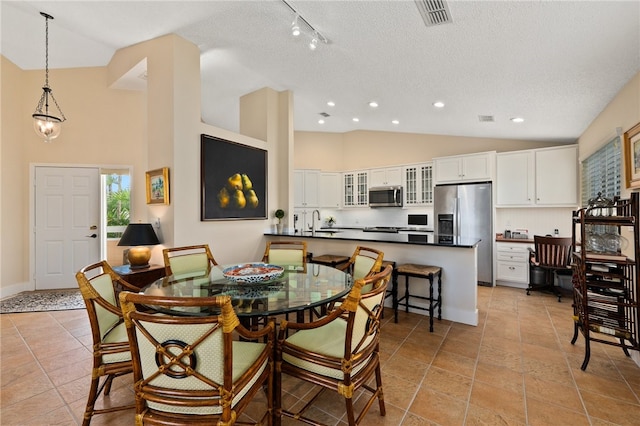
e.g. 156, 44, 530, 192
581, 136, 621, 207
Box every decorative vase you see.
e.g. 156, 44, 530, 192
276, 223, 283, 234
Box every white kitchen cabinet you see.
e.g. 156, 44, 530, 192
294, 169, 320, 208
496, 145, 577, 207
369, 167, 402, 187
403, 163, 433, 205
496, 242, 531, 288
535, 145, 578, 205
433, 151, 495, 183
496, 150, 535, 205
343, 171, 368, 207
319, 172, 341, 208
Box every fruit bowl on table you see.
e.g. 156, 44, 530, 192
222, 263, 285, 283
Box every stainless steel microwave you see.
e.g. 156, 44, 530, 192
368, 186, 403, 207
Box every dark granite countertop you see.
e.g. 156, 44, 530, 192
264, 228, 480, 248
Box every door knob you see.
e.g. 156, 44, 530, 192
85, 234, 97, 238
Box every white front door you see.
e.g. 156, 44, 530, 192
35, 166, 101, 289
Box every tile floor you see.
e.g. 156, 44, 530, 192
2, 285, 640, 425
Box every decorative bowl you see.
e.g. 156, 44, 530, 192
222, 263, 284, 283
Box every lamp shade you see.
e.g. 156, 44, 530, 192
118, 223, 160, 269
118, 223, 160, 246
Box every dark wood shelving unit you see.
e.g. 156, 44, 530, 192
571, 192, 639, 370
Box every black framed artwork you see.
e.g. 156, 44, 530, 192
201, 134, 267, 220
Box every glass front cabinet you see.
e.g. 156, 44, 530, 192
403, 163, 433, 206
343, 171, 368, 207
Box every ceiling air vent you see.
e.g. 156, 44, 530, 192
478, 115, 495, 122
319, 112, 330, 118
415, 0, 453, 27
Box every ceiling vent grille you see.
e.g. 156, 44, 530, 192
415, 0, 453, 27
478, 115, 495, 122
319, 112, 330, 117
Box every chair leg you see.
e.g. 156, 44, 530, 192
375, 362, 386, 416
82, 375, 101, 426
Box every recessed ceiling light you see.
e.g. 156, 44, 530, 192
433, 101, 445, 108
352, 117, 359, 122
392, 120, 399, 125
369, 101, 379, 108
511, 117, 524, 123
318, 119, 325, 124
327, 101, 335, 107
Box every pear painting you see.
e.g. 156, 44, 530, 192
219, 173, 258, 209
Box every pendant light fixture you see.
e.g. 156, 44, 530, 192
32, 12, 66, 142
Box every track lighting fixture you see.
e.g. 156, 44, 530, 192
282, 0, 329, 49
32, 12, 66, 142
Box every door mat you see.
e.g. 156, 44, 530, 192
0, 289, 85, 313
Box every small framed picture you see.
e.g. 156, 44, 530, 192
146, 167, 170, 204
623, 122, 640, 189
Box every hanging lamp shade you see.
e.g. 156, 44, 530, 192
32, 12, 66, 142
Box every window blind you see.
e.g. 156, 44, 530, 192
581, 136, 621, 207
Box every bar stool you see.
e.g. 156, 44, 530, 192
394, 263, 442, 331
380, 260, 396, 319
310, 254, 349, 268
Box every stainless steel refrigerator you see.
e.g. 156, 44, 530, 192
434, 182, 493, 286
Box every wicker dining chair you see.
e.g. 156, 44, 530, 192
75, 260, 138, 426
262, 240, 307, 268
275, 264, 392, 426
162, 244, 218, 276
119, 292, 275, 426
337, 246, 384, 281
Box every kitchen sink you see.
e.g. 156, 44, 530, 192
314, 229, 342, 234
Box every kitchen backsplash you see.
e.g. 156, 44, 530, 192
297, 207, 433, 230
495, 207, 576, 238
295, 206, 576, 238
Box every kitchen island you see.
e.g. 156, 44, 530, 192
264, 228, 480, 326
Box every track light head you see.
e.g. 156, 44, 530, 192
291, 15, 300, 36
309, 33, 318, 50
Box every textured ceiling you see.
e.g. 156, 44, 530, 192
2, 1, 639, 143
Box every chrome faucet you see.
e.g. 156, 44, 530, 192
312, 209, 321, 234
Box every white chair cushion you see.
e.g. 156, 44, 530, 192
91, 274, 120, 339
169, 253, 209, 275
353, 255, 376, 281
101, 322, 131, 364
268, 249, 304, 266
283, 319, 371, 379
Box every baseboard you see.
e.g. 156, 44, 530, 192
0, 281, 32, 299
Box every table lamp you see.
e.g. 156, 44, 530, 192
117, 223, 160, 269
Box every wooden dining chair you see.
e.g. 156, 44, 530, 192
75, 260, 137, 426
275, 264, 393, 426
262, 240, 307, 268
162, 244, 218, 276
527, 235, 573, 301
119, 292, 275, 426
338, 246, 385, 281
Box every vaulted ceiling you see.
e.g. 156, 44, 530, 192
2, 1, 639, 143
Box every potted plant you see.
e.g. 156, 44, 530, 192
275, 209, 285, 234
326, 216, 336, 227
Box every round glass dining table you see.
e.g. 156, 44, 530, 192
140, 263, 353, 318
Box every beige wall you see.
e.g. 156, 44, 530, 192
294, 130, 563, 171
1, 55, 147, 294
0, 34, 292, 296
578, 71, 640, 199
